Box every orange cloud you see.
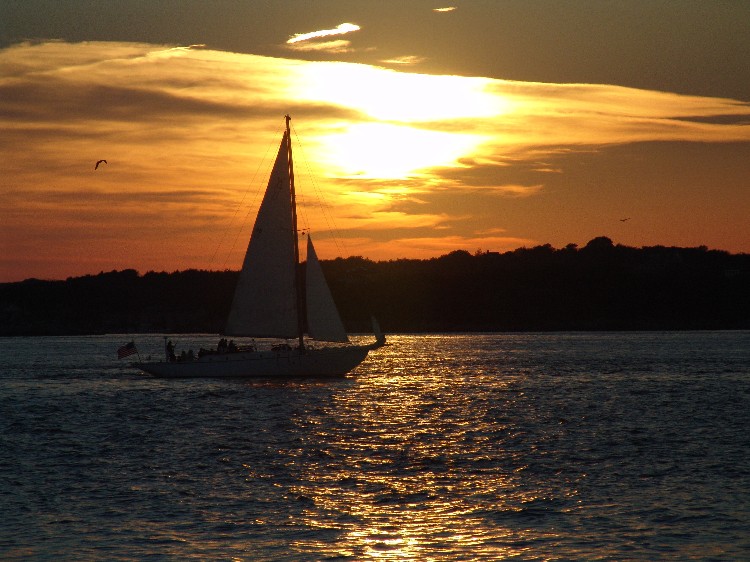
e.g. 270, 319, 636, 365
311, 233, 534, 262
286, 39, 354, 53
381, 55, 426, 66
1, 40, 748, 281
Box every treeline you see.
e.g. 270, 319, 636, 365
2, 237, 749, 336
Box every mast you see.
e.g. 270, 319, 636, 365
286, 115, 305, 351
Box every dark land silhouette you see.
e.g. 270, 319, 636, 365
2, 237, 749, 336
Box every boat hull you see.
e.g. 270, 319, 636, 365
136, 345, 371, 378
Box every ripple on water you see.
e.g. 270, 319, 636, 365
0, 332, 749, 560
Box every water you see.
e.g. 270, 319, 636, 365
1, 332, 749, 560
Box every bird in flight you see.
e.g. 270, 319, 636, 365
619, 217, 631, 222
95, 159, 107, 170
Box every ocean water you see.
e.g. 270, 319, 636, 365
1, 332, 749, 561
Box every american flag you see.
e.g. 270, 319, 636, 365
117, 341, 138, 359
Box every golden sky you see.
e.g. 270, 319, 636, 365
1, 2, 749, 281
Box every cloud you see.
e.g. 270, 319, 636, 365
312, 232, 535, 262
285, 23, 363, 54
287, 23, 360, 48
351, 234, 534, 261
1, 40, 749, 280
471, 184, 544, 197
480, 80, 750, 151
380, 55, 426, 66
286, 39, 354, 53
433, 7, 457, 12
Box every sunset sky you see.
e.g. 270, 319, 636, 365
2, 1, 749, 282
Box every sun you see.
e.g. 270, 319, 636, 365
290, 61, 509, 179
312, 122, 484, 179
296, 60, 511, 123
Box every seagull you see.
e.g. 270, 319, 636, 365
619, 217, 631, 222
95, 159, 107, 170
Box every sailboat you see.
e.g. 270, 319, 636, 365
137, 116, 385, 378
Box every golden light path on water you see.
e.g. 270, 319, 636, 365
2, 333, 749, 559
279, 336, 575, 559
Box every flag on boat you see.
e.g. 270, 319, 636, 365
117, 341, 138, 359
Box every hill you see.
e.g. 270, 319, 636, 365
1, 237, 749, 335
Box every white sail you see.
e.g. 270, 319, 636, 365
225, 131, 298, 337
305, 235, 349, 342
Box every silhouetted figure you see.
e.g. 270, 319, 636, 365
95, 159, 107, 170
166, 340, 176, 362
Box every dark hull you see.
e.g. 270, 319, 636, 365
136, 345, 371, 378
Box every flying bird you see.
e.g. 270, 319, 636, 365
95, 159, 107, 170
619, 217, 631, 222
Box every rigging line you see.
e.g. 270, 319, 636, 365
220, 150, 274, 271
290, 123, 349, 259
288, 123, 310, 236
209, 131, 278, 271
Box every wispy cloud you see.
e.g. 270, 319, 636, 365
380, 55, 426, 66
433, 7, 457, 13
287, 39, 354, 53
337, 234, 533, 261
288, 22, 360, 44
1, 40, 749, 280
470, 184, 544, 197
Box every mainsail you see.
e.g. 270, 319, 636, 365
225, 131, 297, 337
305, 235, 349, 342
225, 125, 349, 343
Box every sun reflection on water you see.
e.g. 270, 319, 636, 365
280, 336, 561, 559
3, 333, 743, 559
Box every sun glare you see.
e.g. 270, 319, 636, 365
313, 122, 485, 179
288, 62, 509, 179
297, 62, 511, 123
